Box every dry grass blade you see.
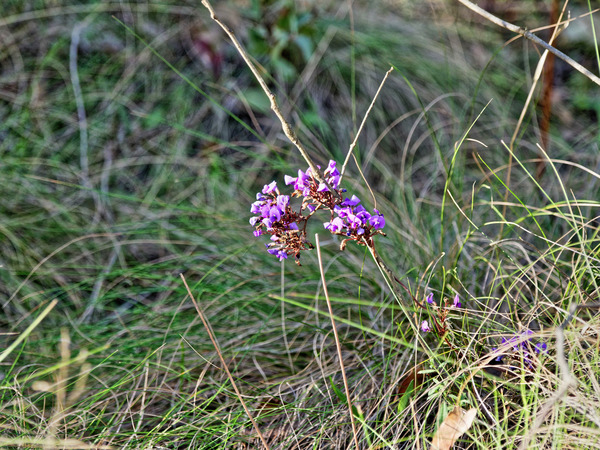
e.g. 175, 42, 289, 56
0, 437, 112, 449
180, 274, 270, 450
430, 407, 477, 450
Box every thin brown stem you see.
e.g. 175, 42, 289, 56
315, 234, 360, 449
340, 67, 394, 181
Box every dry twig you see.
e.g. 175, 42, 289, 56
457, 0, 600, 87
201, 0, 338, 195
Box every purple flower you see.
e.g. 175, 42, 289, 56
355, 206, 371, 222
277, 195, 289, 211
341, 195, 361, 207
492, 349, 504, 362
328, 174, 340, 189
368, 212, 385, 229
421, 320, 431, 332
250, 201, 262, 215
426, 293, 435, 304
259, 204, 271, 218
535, 342, 547, 354
269, 206, 282, 223
267, 248, 288, 261
334, 205, 351, 218
324, 217, 345, 233
324, 160, 339, 177
317, 182, 329, 192
294, 170, 310, 190
453, 294, 461, 308
262, 181, 277, 194
261, 217, 273, 229
251, 159, 387, 263
346, 213, 364, 230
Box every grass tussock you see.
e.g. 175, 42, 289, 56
1, 0, 600, 448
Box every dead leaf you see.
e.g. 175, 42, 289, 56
396, 363, 425, 397
430, 406, 477, 450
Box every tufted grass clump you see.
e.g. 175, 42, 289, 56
1, 0, 600, 448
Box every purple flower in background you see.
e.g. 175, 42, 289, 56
453, 294, 461, 308
421, 320, 431, 332
534, 341, 547, 354
426, 293, 435, 304
494, 329, 547, 367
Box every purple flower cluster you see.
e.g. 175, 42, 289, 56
250, 160, 386, 264
494, 330, 547, 367
324, 195, 385, 238
284, 160, 341, 197
250, 181, 307, 262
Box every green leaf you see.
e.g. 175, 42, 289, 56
398, 380, 414, 413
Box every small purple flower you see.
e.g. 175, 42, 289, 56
421, 320, 431, 332
259, 204, 271, 218
534, 342, 547, 354
277, 195, 290, 211
355, 206, 371, 222
262, 217, 273, 229
269, 206, 282, 223
334, 205, 351, 218
426, 293, 435, 304
253, 229, 263, 237
453, 294, 461, 308
324, 217, 345, 233
250, 201, 263, 215
492, 348, 504, 362
342, 195, 361, 207
262, 181, 277, 194
346, 213, 364, 230
317, 182, 327, 192
295, 170, 310, 190
368, 212, 385, 229
328, 174, 340, 189
324, 160, 339, 176
250, 216, 261, 226
267, 248, 288, 261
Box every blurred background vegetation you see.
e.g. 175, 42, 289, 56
0, 0, 599, 447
